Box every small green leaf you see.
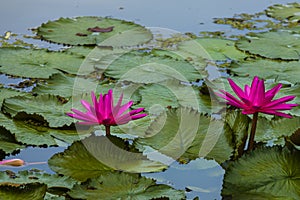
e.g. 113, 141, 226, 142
68, 172, 185, 200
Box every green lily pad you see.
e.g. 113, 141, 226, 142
0, 170, 77, 190
135, 107, 234, 164
266, 3, 300, 22
0, 182, 47, 200
102, 51, 201, 83
48, 135, 167, 181
0, 112, 86, 146
254, 116, 300, 146
133, 80, 222, 115
230, 59, 300, 84
68, 172, 185, 200
235, 31, 300, 61
32, 73, 99, 97
222, 147, 300, 199
0, 87, 25, 108
175, 38, 247, 61
37, 16, 152, 46
2, 94, 73, 128
0, 47, 87, 78
0, 126, 23, 154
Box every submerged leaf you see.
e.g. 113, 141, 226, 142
48, 135, 167, 181
222, 147, 300, 199
68, 172, 185, 200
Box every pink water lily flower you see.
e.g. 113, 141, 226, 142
67, 89, 147, 135
216, 76, 298, 118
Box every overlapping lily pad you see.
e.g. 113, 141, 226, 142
33, 73, 99, 97
135, 107, 235, 164
266, 3, 300, 22
0, 170, 77, 190
0, 126, 23, 154
37, 16, 152, 46
222, 147, 300, 199
0, 112, 85, 146
175, 38, 247, 61
133, 80, 223, 114
0, 182, 47, 200
254, 116, 300, 145
0, 47, 87, 78
230, 59, 300, 84
48, 135, 167, 181
235, 31, 300, 60
102, 51, 201, 83
68, 172, 185, 200
2, 94, 73, 128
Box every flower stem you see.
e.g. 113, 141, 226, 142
247, 112, 258, 152
105, 125, 111, 136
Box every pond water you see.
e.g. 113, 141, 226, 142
0, 0, 298, 199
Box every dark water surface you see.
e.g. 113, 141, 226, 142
0, 1, 295, 199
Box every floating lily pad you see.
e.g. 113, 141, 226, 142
135, 107, 234, 164
2, 94, 73, 128
255, 115, 300, 146
102, 51, 201, 83
32, 73, 99, 97
0, 170, 77, 190
266, 3, 300, 22
0, 47, 87, 78
0, 182, 47, 200
175, 38, 247, 61
133, 80, 222, 114
0, 126, 23, 154
68, 172, 185, 200
0, 112, 85, 146
37, 16, 152, 46
230, 59, 300, 84
222, 147, 300, 199
235, 31, 300, 61
48, 135, 167, 181
0, 87, 25, 108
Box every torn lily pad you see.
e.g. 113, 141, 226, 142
235, 31, 300, 61
37, 16, 152, 46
